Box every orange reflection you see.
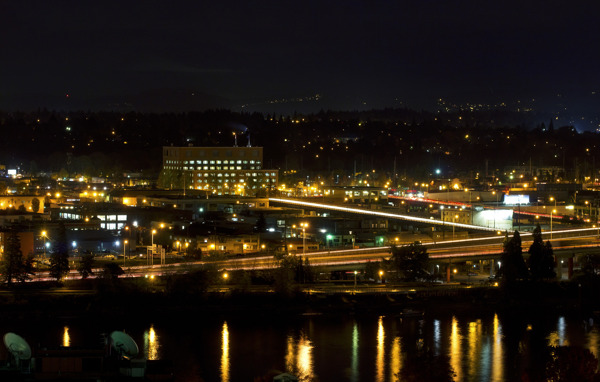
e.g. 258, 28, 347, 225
285, 332, 314, 381
450, 316, 462, 381
221, 322, 230, 382
492, 314, 503, 382
390, 336, 402, 382
376, 316, 385, 382
468, 320, 482, 379
63, 326, 70, 347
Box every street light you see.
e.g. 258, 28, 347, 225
41, 230, 48, 259
379, 270, 384, 283
123, 239, 128, 266
551, 209, 556, 240
300, 222, 309, 256
585, 200, 591, 220
354, 270, 358, 291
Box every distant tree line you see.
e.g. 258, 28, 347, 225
0, 109, 597, 186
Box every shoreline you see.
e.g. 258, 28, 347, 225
0, 279, 597, 323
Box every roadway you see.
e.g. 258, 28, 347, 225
24, 228, 600, 282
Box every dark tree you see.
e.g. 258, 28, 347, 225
581, 254, 600, 275
390, 241, 429, 281
31, 197, 40, 213
77, 254, 95, 279
102, 262, 124, 279
499, 231, 528, 285
50, 222, 70, 281
528, 224, 556, 280
1, 228, 25, 285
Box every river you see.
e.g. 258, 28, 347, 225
0, 310, 598, 381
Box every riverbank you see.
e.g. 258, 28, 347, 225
0, 277, 597, 323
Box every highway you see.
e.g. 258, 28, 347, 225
24, 227, 600, 282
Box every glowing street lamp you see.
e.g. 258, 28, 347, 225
300, 222, 309, 256
551, 209, 556, 240
41, 230, 48, 258
123, 239, 128, 266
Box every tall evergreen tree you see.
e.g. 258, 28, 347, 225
50, 222, 70, 281
528, 224, 556, 280
390, 241, 429, 281
500, 231, 528, 285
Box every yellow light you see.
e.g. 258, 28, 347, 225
160, 223, 165, 228
453, 269, 458, 274
223, 272, 229, 279
55, 192, 61, 198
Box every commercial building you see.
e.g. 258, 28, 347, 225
162, 146, 278, 196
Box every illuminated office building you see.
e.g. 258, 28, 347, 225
162, 146, 278, 195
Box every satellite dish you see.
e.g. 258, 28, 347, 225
110, 331, 139, 358
4, 333, 32, 361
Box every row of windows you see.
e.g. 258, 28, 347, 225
101, 223, 125, 230
197, 172, 276, 177
196, 185, 268, 191
165, 160, 261, 165
97, 214, 127, 221
184, 166, 262, 170
197, 178, 275, 183
165, 166, 265, 171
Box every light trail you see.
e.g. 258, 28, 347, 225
270, 198, 501, 232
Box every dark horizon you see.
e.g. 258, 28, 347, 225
2, 1, 600, 127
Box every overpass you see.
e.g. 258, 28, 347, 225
269, 197, 504, 232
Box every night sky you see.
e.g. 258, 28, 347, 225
2, 1, 599, 117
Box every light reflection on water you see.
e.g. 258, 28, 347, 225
450, 316, 462, 381
492, 314, 504, 382
351, 321, 359, 382
143, 325, 160, 361
389, 337, 401, 382
18, 313, 600, 381
62, 326, 70, 347
376, 316, 385, 382
221, 321, 229, 382
547, 316, 568, 347
285, 331, 314, 382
